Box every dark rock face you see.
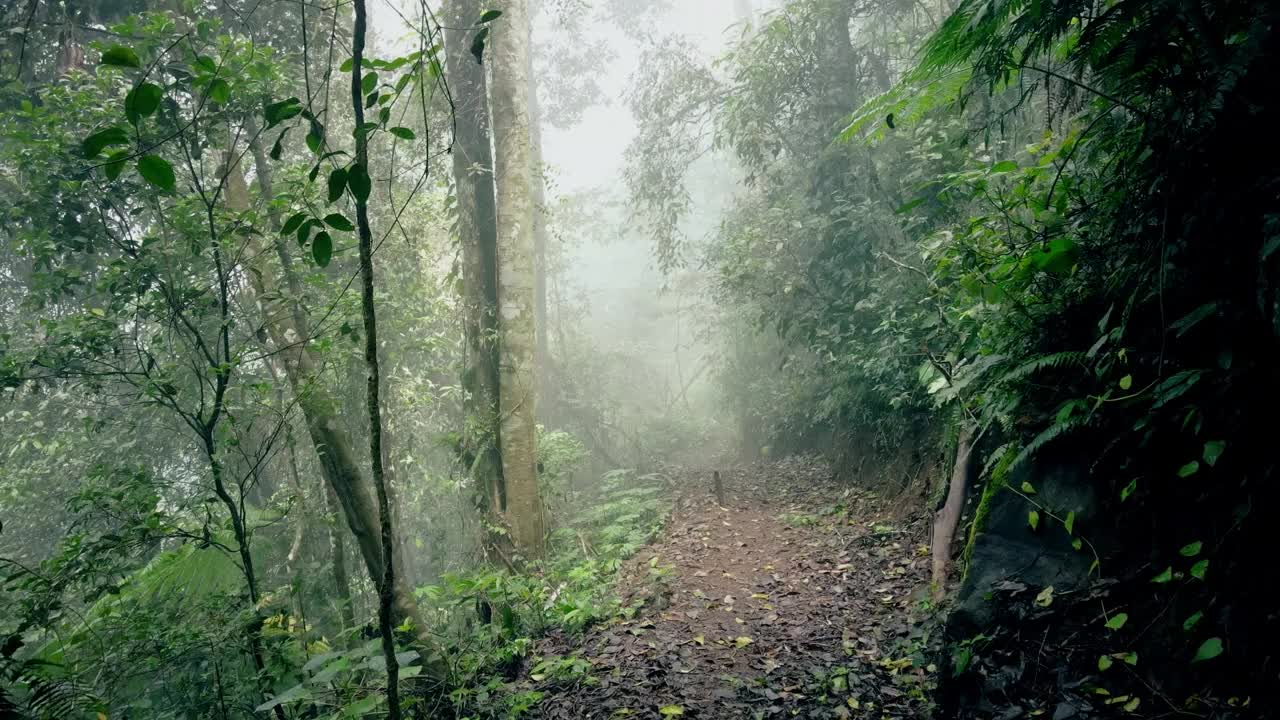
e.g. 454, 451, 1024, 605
950, 460, 1097, 636
940, 454, 1110, 717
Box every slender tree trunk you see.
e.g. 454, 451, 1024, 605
203, 441, 286, 720
228, 137, 446, 679
489, 0, 545, 559
445, 0, 510, 555
931, 424, 974, 600
348, 2, 402, 716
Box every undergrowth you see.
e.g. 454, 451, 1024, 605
417, 469, 672, 719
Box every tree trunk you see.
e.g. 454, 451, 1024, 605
227, 138, 445, 678
489, 0, 545, 559
325, 483, 356, 632
444, 0, 509, 556
931, 424, 974, 600
527, 19, 551, 411
348, 1, 402, 714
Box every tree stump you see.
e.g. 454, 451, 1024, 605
713, 470, 726, 507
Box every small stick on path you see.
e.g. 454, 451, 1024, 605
713, 470, 726, 507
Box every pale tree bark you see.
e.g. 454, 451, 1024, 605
931, 424, 974, 600
444, 0, 509, 557
225, 135, 446, 680
526, 18, 551, 405
489, 0, 545, 559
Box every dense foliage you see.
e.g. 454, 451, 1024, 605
627, 0, 1279, 714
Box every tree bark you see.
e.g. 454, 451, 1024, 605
489, 0, 545, 559
325, 483, 356, 632
931, 424, 974, 600
527, 19, 551, 409
444, 0, 509, 553
228, 136, 445, 678
348, 2, 402, 715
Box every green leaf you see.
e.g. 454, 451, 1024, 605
658, 706, 683, 716
264, 97, 303, 128
1071, 538, 1083, 551
1177, 461, 1200, 478
206, 78, 231, 104
137, 155, 175, 191
1030, 237, 1079, 276
347, 163, 371, 202
1120, 479, 1137, 501
339, 58, 354, 73
270, 128, 290, 160
1151, 567, 1173, 583
125, 82, 163, 123
1192, 637, 1222, 663
1105, 613, 1128, 630
1064, 510, 1075, 535
1020, 481, 1036, 494
1189, 559, 1208, 580
324, 213, 354, 232
1179, 541, 1202, 557
1097, 655, 1113, 671
389, 126, 416, 140
470, 26, 490, 64
281, 212, 308, 236
83, 126, 130, 158
328, 167, 348, 203
193, 55, 217, 74
1123, 651, 1138, 666
312, 232, 333, 267
361, 71, 378, 95
100, 46, 141, 68
1118, 374, 1132, 390
1182, 611, 1203, 631
104, 150, 129, 180
477, 9, 503, 23
1201, 441, 1225, 467
1027, 510, 1039, 531
297, 218, 321, 246
991, 160, 1017, 173
306, 121, 324, 154
1171, 302, 1217, 337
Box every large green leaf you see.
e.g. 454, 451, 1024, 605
136, 155, 176, 191
100, 46, 141, 68
347, 163, 371, 202
312, 232, 333, 267
82, 126, 129, 158
328, 167, 348, 203
1029, 237, 1079, 275
264, 97, 304, 128
1192, 637, 1223, 662
125, 83, 163, 124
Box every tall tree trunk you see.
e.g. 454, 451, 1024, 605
228, 137, 446, 680
527, 20, 551, 411
444, 0, 509, 557
325, 484, 357, 632
348, 2, 402, 715
489, 0, 545, 559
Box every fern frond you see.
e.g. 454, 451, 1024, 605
1007, 415, 1091, 474
997, 351, 1085, 385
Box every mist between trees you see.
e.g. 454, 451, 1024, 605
2, 0, 1277, 718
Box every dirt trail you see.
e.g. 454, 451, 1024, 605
530, 458, 939, 719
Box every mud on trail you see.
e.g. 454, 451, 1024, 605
527, 458, 940, 719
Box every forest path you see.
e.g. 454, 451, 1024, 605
529, 458, 938, 719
